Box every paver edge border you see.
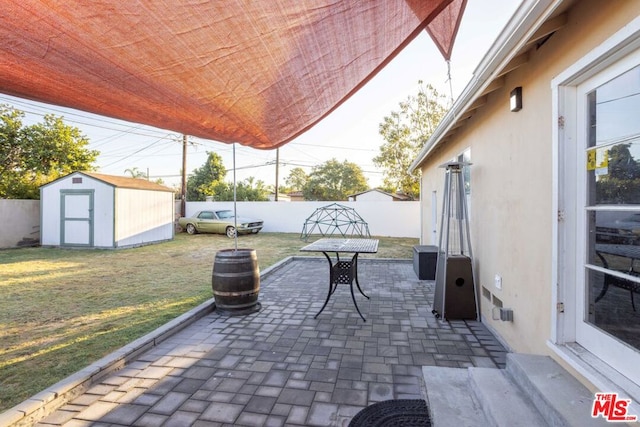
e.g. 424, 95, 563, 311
1, 256, 412, 426
1, 255, 306, 427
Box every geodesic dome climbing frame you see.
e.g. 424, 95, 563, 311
300, 203, 371, 241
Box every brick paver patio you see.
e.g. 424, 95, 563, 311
35, 258, 507, 427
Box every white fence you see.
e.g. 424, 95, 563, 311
0, 199, 420, 248
184, 201, 420, 238
0, 199, 40, 248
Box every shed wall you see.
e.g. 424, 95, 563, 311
115, 188, 174, 247
40, 175, 115, 247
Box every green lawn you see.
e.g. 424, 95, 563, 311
0, 232, 417, 412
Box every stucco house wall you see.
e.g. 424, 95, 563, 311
414, 0, 640, 396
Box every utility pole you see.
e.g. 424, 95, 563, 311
181, 134, 187, 217
275, 148, 279, 201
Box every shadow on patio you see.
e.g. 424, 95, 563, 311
35, 257, 507, 426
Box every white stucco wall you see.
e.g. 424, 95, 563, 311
0, 199, 40, 248
0, 198, 418, 249
185, 201, 420, 238
417, 0, 640, 356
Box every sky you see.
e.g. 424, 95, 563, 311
0, 1, 521, 191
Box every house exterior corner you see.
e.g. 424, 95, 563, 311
414, 0, 640, 401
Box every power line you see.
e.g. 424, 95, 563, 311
98, 137, 176, 158
1, 96, 385, 182
291, 141, 377, 151
100, 137, 168, 168
596, 91, 640, 105
0, 96, 177, 139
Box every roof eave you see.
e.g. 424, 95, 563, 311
409, 0, 565, 173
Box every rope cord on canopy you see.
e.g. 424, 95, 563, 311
446, 60, 454, 106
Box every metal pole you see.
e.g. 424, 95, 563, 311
456, 167, 465, 253
181, 134, 187, 217
233, 143, 238, 251
460, 164, 479, 320
275, 148, 279, 201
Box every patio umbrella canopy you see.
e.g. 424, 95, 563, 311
1, 0, 465, 149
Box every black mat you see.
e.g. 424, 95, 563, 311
349, 399, 431, 426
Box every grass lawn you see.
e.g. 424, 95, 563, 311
0, 232, 418, 412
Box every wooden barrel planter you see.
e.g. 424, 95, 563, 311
212, 248, 261, 314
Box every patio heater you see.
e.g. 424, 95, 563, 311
432, 161, 478, 320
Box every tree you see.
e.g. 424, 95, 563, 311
186, 153, 270, 201
186, 151, 226, 201
210, 177, 270, 201
0, 105, 98, 199
303, 158, 368, 201
596, 143, 640, 204
125, 167, 167, 185
237, 177, 270, 201
124, 167, 148, 179
284, 167, 308, 191
373, 81, 449, 199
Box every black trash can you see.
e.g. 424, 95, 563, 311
413, 245, 438, 280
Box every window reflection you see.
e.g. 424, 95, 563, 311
588, 269, 640, 349
593, 211, 640, 247
590, 65, 640, 147
586, 64, 640, 350
589, 211, 640, 351
588, 65, 640, 206
591, 140, 640, 205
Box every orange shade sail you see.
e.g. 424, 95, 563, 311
1, 0, 465, 149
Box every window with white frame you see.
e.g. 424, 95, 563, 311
584, 63, 640, 351
556, 40, 640, 384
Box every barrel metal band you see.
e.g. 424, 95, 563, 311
213, 271, 257, 278
213, 289, 260, 297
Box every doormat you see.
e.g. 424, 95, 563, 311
349, 399, 431, 426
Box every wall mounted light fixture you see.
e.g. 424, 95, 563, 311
510, 86, 522, 112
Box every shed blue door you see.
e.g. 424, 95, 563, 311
61, 190, 94, 246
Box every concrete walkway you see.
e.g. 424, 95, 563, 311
34, 258, 507, 427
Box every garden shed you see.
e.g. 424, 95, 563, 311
40, 171, 175, 248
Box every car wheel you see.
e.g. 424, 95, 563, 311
226, 226, 236, 238
186, 223, 197, 235
251, 229, 259, 234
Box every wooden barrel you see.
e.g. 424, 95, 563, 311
212, 248, 260, 311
